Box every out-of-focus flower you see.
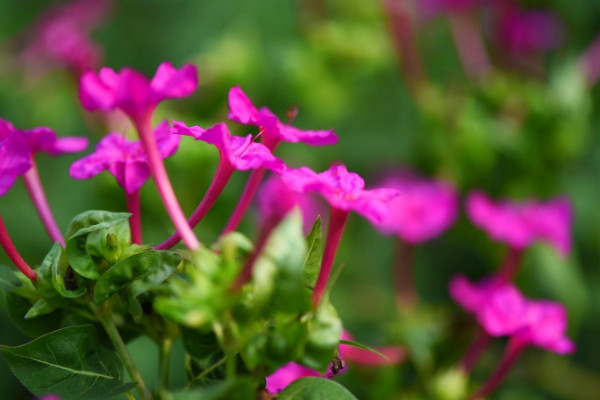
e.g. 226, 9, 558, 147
69, 120, 179, 194
38, 395, 62, 400
20, 0, 112, 76
172, 122, 284, 173
0, 129, 31, 196
79, 62, 198, 123
375, 172, 458, 243
281, 164, 398, 225
496, 8, 563, 55
419, 0, 478, 18
265, 362, 322, 394
227, 86, 337, 148
466, 190, 572, 256
340, 331, 406, 366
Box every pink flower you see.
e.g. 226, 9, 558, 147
281, 164, 398, 225
449, 274, 497, 315
419, 0, 478, 18
172, 122, 284, 173
257, 174, 323, 233
519, 301, 575, 354
79, 62, 198, 123
375, 172, 458, 243
69, 120, 179, 194
0, 130, 31, 196
265, 362, 322, 394
497, 8, 563, 55
227, 86, 337, 148
339, 331, 406, 367
466, 190, 572, 256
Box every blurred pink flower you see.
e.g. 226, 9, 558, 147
265, 362, 322, 394
375, 172, 458, 243
466, 190, 572, 256
497, 8, 563, 55
0, 129, 31, 196
419, 0, 478, 18
172, 122, 284, 173
79, 62, 198, 123
69, 120, 179, 194
21, 0, 112, 76
281, 164, 398, 225
339, 330, 406, 367
38, 396, 61, 400
227, 86, 337, 148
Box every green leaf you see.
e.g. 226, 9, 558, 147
94, 250, 182, 304
1, 325, 137, 399
278, 377, 358, 399
25, 298, 56, 319
181, 327, 221, 360
302, 216, 323, 288
173, 378, 255, 400
300, 301, 342, 371
38, 243, 87, 302
65, 210, 131, 279
3, 291, 62, 337
339, 339, 389, 361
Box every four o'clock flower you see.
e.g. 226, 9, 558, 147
466, 190, 572, 283
221, 86, 337, 236
70, 120, 180, 244
79, 62, 201, 250
464, 285, 575, 400
376, 172, 458, 308
0, 119, 88, 247
282, 163, 399, 307
155, 121, 284, 250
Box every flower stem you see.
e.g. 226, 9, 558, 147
394, 239, 418, 309
467, 338, 526, 400
448, 11, 492, 79
0, 212, 37, 281
94, 304, 152, 400
495, 247, 524, 284
312, 207, 349, 308
136, 118, 200, 250
221, 167, 267, 236
126, 189, 143, 245
156, 161, 234, 250
157, 337, 173, 397
22, 161, 65, 246
460, 328, 492, 373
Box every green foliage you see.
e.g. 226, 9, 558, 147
302, 216, 323, 288
1, 325, 137, 400
278, 377, 358, 399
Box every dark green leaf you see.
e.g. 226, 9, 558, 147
94, 250, 182, 304
4, 291, 62, 337
181, 327, 221, 360
65, 210, 131, 279
278, 377, 358, 399
302, 216, 322, 288
39, 243, 87, 302
172, 378, 256, 400
1, 325, 137, 399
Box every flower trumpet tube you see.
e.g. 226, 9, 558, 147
155, 122, 284, 250
0, 213, 37, 281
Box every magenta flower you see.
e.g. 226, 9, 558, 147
282, 163, 399, 306
265, 362, 322, 394
227, 86, 337, 149
0, 129, 31, 196
376, 172, 458, 244
466, 190, 572, 257
449, 274, 498, 315
20, 0, 111, 76
282, 164, 398, 226
172, 122, 284, 173
340, 330, 406, 366
497, 8, 563, 55
69, 120, 179, 194
419, 0, 478, 18
79, 61, 198, 123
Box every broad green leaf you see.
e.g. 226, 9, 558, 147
94, 250, 182, 304
1, 325, 137, 399
278, 377, 358, 399
302, 216, 322, 288
65, 210, 131, 279
4, 291, 62, 337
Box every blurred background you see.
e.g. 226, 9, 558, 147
1, 0, 599, 398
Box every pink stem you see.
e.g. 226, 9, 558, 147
467, 338, 526, 400
155, 161, 234, 250
0, 212, 37, 281
495, 247, 524, 284
448, 11, 492, 79
22, 161, 65, 246
136, 117, 200, 250
312, 207, 349, 308
126, 189, 142, 245
460, 328, 492, 373
579, 31, 600, 87
395, 239, 417, 309
220, 167, 267, 236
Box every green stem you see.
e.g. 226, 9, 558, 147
185, 356, 227, 389
93, 305, 152, 400
158, 337, 173, 397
